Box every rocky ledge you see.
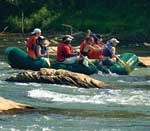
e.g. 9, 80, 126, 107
138, 57, 150, 67
6, 68, 109, 88
0, 97, 33, 113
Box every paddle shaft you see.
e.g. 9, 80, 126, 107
115, 55, 131, 73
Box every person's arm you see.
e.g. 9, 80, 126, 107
36, 45, 46, 57
111, 47, 116, 57
63, 46, 78, 58
89, 44, 103, 52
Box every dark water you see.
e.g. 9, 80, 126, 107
0, 35, 150, 131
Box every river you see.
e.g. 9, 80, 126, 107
0, 35, 150, 131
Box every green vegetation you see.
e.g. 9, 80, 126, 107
0, 0, 150, 43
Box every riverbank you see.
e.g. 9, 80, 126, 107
1, 32, 150, 48
0, 33, 150, 66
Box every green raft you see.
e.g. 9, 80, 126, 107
109, 53, 139, 75
5, 47, 50, 71
5, 47, 139, 75
5, 47, 97, 75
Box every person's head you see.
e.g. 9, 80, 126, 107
86, 36, 95, 45
31, 28, 41, 36
62, 35, 74, 44
109, 38, 119, 46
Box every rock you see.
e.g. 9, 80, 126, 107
6, 68, 109, 88
0, 97, 34, 113
47, 46, 57, 58
139, 57, 150, 67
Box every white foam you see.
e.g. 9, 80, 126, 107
53, 84, 76, 88
15, 82, 29, 86
117, 80, 126, 83
0, 74, 6, 77
29, 83, 41, 87
28, 89, 150, 106
0, 62, 6, 65
14, 82, 42, 87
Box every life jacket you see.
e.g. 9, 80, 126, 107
88, 44, 103, 59
80, 41, 91, 56
26, 35, 38, 58
57, 43, 73, 62
34, 44, 47, 57
102, 44, 113, 58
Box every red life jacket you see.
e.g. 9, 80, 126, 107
88, 44, 103, 59
26, 35, 38, 58
57, 43, 73, 61
80, 42, 86, 53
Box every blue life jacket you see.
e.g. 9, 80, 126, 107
102, 44, 113, 58
34, 44, 47, 57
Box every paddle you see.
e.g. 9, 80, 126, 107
144, 42, 150, 47
114, 55, 131, 74
82, 55, 96, 67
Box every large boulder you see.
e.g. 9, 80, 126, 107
6, 68, 109, 88
0, 97, 33, 113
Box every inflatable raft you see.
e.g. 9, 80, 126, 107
5, 47, 139, 75
5, 47, 97, 75
109, 53, 139, 75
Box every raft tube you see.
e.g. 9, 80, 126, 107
5, 47, 50, 71
109, 53, 139, 75
5, 47, 98, 75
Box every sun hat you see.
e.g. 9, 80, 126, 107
31, 28, 41, 35
110, 38, 119, 44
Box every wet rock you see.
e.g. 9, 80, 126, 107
138, 57, 150, 67
6, 68, 109, 88
0, 97, 33, 113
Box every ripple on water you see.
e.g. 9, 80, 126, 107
27, 89, 150, 106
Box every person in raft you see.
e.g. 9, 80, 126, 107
56, 35, 84, 65
34, 36, 50, 58
80, 36, 103, 59
34, 35, 51, 66
102, 38, 119, 64
25, 28, 41, 58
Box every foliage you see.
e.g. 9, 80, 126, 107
0, 0, 150, 39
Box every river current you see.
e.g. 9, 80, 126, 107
0, 36, 150, 131
0, 60, 150, 131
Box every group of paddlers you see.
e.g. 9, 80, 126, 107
25, 28, 120, 67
